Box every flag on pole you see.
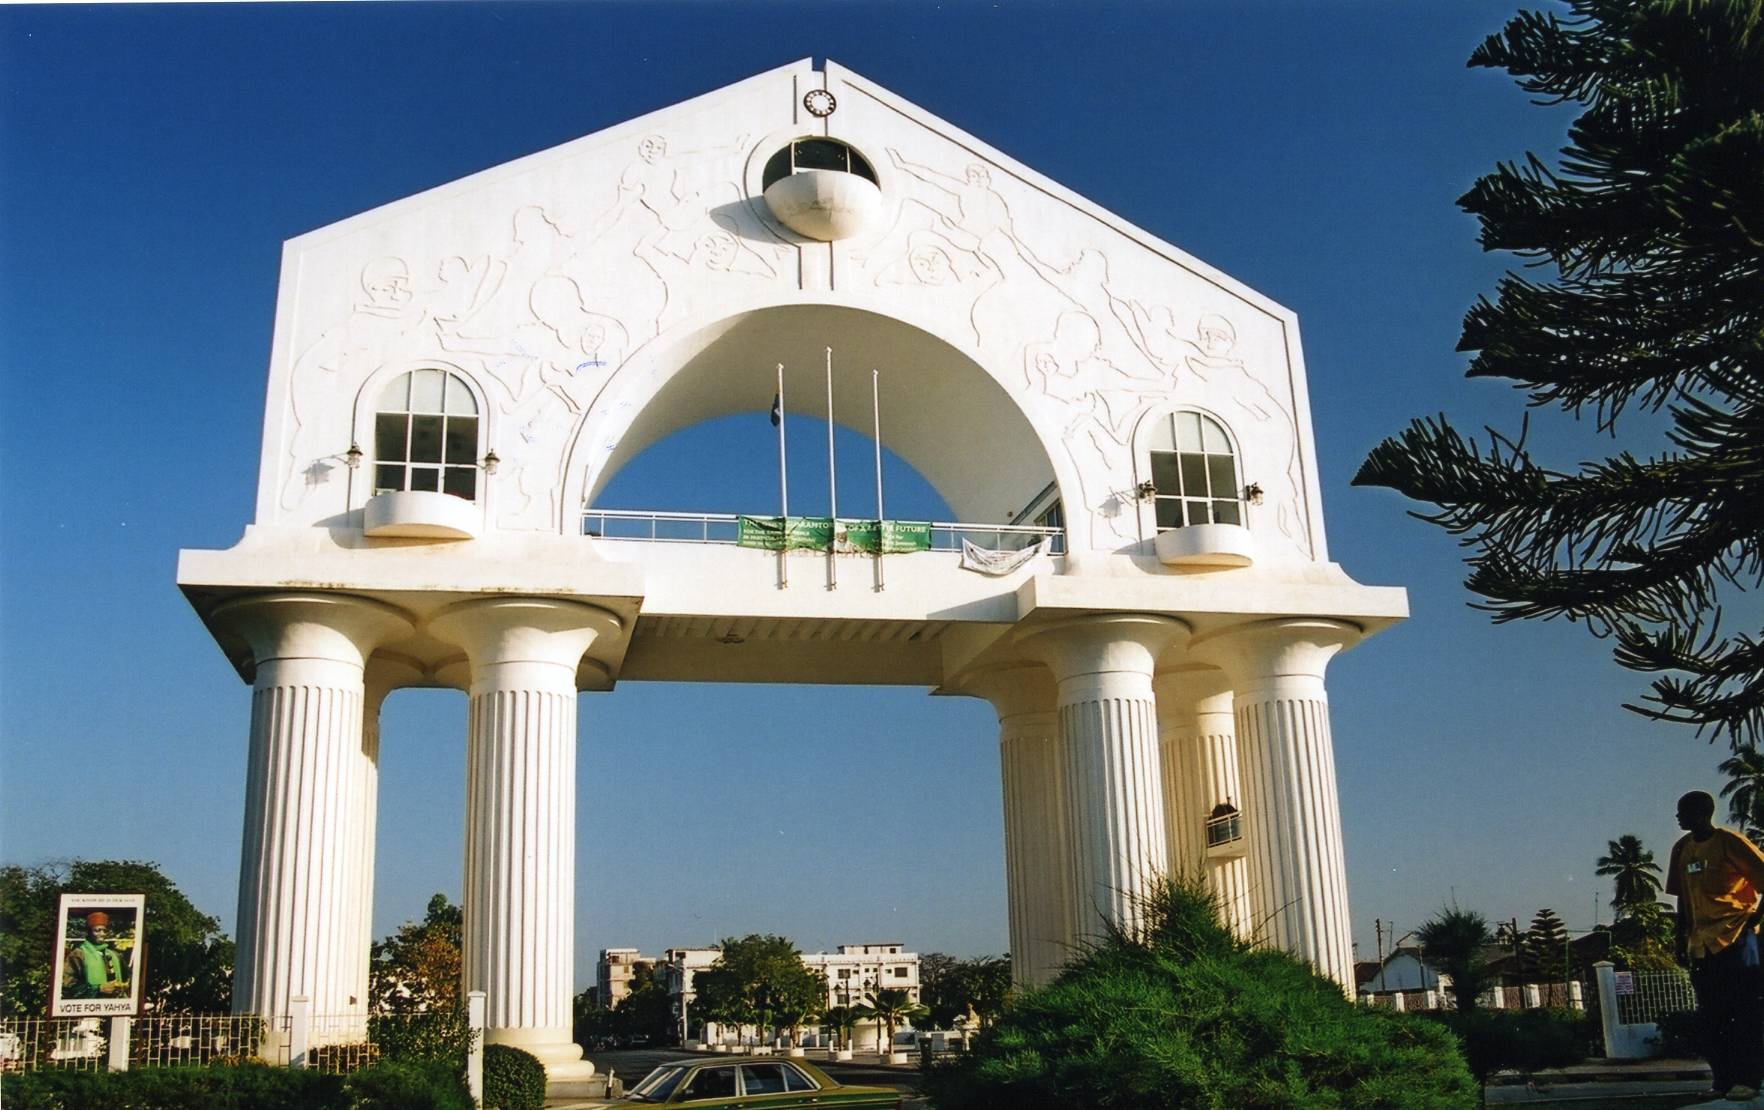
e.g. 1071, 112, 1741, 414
770, 392, 782, 427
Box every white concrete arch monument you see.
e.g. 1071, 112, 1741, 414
179, 59, 1407, 1085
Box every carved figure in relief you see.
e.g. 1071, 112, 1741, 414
1023, 312, 1142, 544
633, 221, 776, 332
446, 205, 569, 341
1126, 304, 1307, 546
281, 257, 433, 510
873, 228, 989, 288
1013, 245, 1164, 384
1180, 314, 1306, 544
528, 276, 629, 414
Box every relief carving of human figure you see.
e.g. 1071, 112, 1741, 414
1024, 312, 1141, 544
280, 257, 432, 510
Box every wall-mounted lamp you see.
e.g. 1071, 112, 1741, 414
1244, 483, 1265, 505
345, 442, 363, 470
1135, 480, 1158, 501
481, 449, 500, 475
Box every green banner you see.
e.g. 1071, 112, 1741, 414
837, 519, 934, 554
737, 515, 834, 551
737, 517, 933, 554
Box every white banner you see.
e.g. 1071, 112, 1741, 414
959, 537, 1051, 576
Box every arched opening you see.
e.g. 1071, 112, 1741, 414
576, 305, 1063, 532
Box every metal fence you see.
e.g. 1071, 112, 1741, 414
131, 1015, 266, 1068
1615, 969, 1697, 1025
0, 1018, 111, 1072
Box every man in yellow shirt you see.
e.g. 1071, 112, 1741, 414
1668, 790, 1764, 1101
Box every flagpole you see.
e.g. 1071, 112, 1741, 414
777, 362, 789, 590
872, 368, 885, 592
825, 346, 838, 591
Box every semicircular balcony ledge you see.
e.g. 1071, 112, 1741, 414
363, 490, 479, 540
1154, 522, 1257, 568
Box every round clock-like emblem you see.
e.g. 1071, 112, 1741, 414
803, 89, 837, 117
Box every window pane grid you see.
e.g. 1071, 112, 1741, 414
374, 370, 480, 501
1150, 412, 1242, 533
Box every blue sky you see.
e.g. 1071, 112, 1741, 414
0, 1, 1732, 984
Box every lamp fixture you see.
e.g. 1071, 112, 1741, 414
345, 442, 363, 470
1135, 480, 1157, 501
1244, 482, 1265, 505
481, 449, 500, 475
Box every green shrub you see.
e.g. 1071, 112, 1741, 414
483, 1043, 547, 1110
346, 1057, 473, 1109
1651, 1009, 1698, 1057
923, 877, 1476, 1109
0, 1061, 351, 1109
370, 1009, 475, 1065
1421, 1007, 1590, 1084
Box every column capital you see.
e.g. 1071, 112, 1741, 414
1151, 665, 1233, 717
1187, 619, 1360, 696
947, 663, 1056, 722
429, 598, 622, 689
213, 592, 413, 673
1015, 614, 1189, 685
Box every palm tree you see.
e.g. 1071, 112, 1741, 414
822, 1005, 859, 1052
1596, 835, 1662, 914
857, 988, 928, 1058
1417, 907, 1494, 1013
1720, 747, 1764, 839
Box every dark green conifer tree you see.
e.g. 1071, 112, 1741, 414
1355, 0, 1764, 745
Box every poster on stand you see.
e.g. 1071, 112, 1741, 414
50, 893, 146, 1017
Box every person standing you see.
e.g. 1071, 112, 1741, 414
62, 910, 128, 1000
1669, 790, 1764, 1101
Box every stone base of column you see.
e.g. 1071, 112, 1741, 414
487, 1026, 596, 1088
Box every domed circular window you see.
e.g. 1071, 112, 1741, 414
762, 138, 878, 190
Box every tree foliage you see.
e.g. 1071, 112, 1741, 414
1353, 0, 1764, 745
688, 934, 824, 1044
1521, 908, 1572, 982
1595, 834, 1663, 911
1417, 907, 1496, 1013
919, 952, 1012, 1030
925, 877, 1475, 1109
369, 893, 461, 1013
1719, 746, 1764, 841
0, 859, 232, 1016
855, 987, 927, 1055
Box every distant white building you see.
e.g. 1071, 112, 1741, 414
802, 943, 920, 1009
607, 941, 921, 1026
596, 947, 654, 1009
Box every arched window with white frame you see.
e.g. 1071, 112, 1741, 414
373, 368, 481, 500
1145, 410, 1243, 530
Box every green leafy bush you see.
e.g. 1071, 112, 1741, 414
370, 1009, 475, 1064
346, 1057, 473, 1109
0, 1061, 351, 1109
923, 877, 1476, 1109
1421, 1008, 1590, 1084
483, 1043, 547, 1110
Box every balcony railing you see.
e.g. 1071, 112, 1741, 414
1205, 811, 1244, 851
580, 509, 1065, 555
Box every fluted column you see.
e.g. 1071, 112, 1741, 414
1156, 667, 1254, 942
1191, 619, 1359, 989
217, 593, 411, 1041
1020, 615, 1185, 943
960, 663, 1072, 987
429, 597, 621, 1080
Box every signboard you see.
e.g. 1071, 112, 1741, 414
50, 893, 146, 1017
1613, 970, 1635, 995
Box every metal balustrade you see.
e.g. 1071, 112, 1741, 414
580, 508, 1065, 555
